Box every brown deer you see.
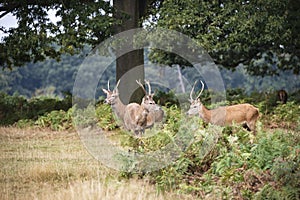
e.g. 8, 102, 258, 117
124, 103, 155, 135
102, 80, 125, 122
187, 80, 259, 133
277, 89, 288, 104
102, 80, 160, 135
136, 80, 164, 123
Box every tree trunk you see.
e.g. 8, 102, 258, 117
113, 0, 148, 104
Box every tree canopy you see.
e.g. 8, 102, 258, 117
0, 0, 114, 68
0, 0, 299, 76
149, 0, 300, 76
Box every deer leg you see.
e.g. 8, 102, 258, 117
242, 123, 251, 131
134, 129, 139, 136
246, 120, 257, 134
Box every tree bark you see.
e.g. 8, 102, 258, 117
113, 0, 148, 104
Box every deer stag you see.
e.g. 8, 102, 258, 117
124, 80, 165, 135
277, 89, 288, 104
187, 80, 259, 132
136, 80, 164, 123
102, 80, 125, 122
102, 79, 160, 136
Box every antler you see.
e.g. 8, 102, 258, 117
190, 80, 197, 101
136, 79, 147, 95
107, 80, 111, 91
196, 80, 205, 99
145, 80, 152, 95
115, 79, 120, 89
190, 80, 205, 101
113, 79, 121, 93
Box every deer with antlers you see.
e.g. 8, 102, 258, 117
102, 80, 125, 122
136, 80, 164, 124
187, 80, 259, 133
102, 79, 163, 135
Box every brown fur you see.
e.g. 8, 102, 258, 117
187, 80, 259, 133
124, 103, 154, 135
141, 95, 164, 124
198, 102, 259, 132
137, 80, 164, 124
103, 80, 159, 135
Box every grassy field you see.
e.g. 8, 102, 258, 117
1, 100, 299, 199
0, 127, 194, 200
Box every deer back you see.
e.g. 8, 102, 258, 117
209, 104, 258, 125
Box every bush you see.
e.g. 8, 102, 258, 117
35, 108, 73, 131
95, 103, 118, 131
153, 90, 179, 107
0, 93, 27, 124
112, 103, 300, 199
0, 92, 72, 125
269, 102, 300, 130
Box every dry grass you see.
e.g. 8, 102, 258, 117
0, 127, 194, 200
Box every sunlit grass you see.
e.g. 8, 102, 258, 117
0, 127, 194, 200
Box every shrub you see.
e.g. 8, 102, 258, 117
0, 92, 27, 125
153, 90, 179, 107
0, 92, 72, 125
95, 103, 118, 131
35, 108, 73, 131
269, 102, 300, 130
113, 104, 300, 199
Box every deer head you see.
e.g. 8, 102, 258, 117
136, 80, 156, 109
102, 80, 120, 105
187, 80, 205, 116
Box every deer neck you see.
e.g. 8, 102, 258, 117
112, 97, 126, 120
199, 104, 211, 123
